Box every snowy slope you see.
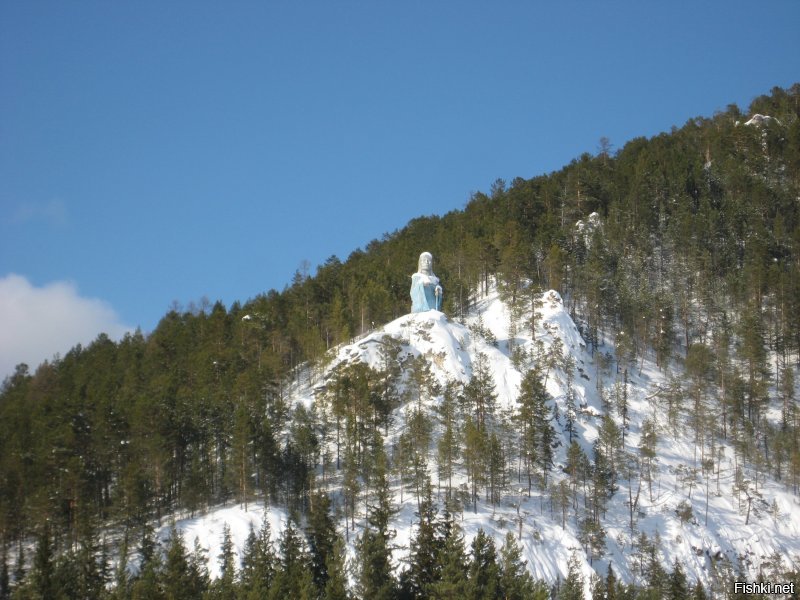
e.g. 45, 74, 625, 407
162, 285, 800, 594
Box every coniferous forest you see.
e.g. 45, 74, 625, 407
1, 85, 800, 598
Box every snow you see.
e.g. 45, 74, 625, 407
156, 283, 800, 595
743, 114, 782, 127
162, 504, 289, 579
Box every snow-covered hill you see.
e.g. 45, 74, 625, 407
162, 285, 800, 594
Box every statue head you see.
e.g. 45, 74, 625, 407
418, 252, 433, 275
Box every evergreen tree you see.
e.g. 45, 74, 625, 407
666, 559, 688, 600
207, 524, 236, 599
463, 353, 497, 431
467, 529, 500, 600
323, 538, 350, 600
691, 580, 708, 599
558, 551, 584, 600
436, 381, 462, 500
356, 437, 397, 600
355, 529, 396, 600
642, 536, 666, 599
498, 532, 545, 600
239, 515, 277, 598
400, 480, 441, 599
73, 527, 109, 600
113, 529, 131, 600
463, 417, 487, 512
30, 521, 56, 600
428, 515, 469, 599
270, 518, 313, 600
307, 492, 338, 594
127, 524, 163, 599
516, 368, 555, 492
161, 524, 207, 600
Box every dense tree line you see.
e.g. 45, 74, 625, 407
6, 489, 750, 600
2, 84, 800, 595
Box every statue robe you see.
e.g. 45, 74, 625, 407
410, 273, 442, 312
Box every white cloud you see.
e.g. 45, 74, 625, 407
0, 274, 131, 380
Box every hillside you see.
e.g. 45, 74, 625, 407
155, 284, 799, 597
1, 84, 799, 598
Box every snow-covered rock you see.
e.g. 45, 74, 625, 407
743, 114, 782, 127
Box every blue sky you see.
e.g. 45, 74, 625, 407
1, 1, 799, 376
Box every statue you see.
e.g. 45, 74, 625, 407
410, 252, 443, 312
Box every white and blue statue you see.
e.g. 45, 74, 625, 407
410, 251, 443, 312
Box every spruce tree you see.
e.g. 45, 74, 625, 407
666, 559, 688, 600
691, 580, 708, 599
207, 524, 236, 599
30, 521, 56, 600
161, 524, 207, 600
498, 532, 544, 600
307, 492, 338, 594
356, 438, 397, 600
323, 538, 350, 600
428, 514, 468, 599
355, 530, 396, 600
270, 518, 312, 600
400, 480, 441, 599
239, 515, 276, 598
558, 551, 584, 600
467, 529, 500, 600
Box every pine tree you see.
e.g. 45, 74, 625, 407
437, 381, 462, 501
639, 417, 657, 502
516, 368, 555, 492
487, 431, 505, 505
691, 580, 708, 599
565, 441, 589, 521
13, 541, 25, 591
230, 398, 254, 510
113, 529, 131, 599
642, 536, 666, 598
463, 353, 497, 431
74, 527, 109, 600
400, 406, 432, 509
463, 417, 487, 512
596, 564, 620, 600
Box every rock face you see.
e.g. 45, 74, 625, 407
410, 251, 443, 312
